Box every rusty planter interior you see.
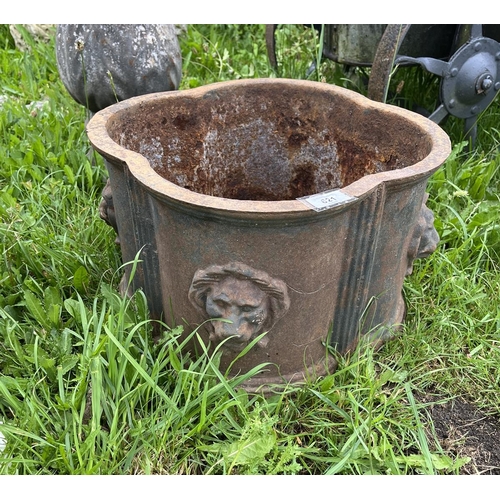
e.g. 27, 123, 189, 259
87, 78, 451, 393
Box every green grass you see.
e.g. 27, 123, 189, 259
0, 24, 499, 475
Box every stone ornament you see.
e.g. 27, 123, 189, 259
55, 24, 182, 247
188, 262, 291, 352
55, 24, 182, 114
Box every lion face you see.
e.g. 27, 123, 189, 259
188, 262, 290, 353
205, 276, 270, 351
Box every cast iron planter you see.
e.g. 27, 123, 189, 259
87, 78, 451, 392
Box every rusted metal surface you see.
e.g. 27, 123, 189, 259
367, 24, 411, 103
266, 25, 278, 70
87, 78, 451, 393
323, 24, 388, 66
266, 25, 388, 69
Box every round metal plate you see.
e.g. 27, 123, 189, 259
441, 37, 500, 119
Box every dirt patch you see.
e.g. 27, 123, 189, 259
420, 395, 500, 475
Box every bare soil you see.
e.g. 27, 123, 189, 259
420, 394, 500, 475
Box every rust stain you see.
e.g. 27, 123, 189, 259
106, 81, 433, 203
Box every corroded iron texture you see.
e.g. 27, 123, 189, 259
87, 79, 451, 393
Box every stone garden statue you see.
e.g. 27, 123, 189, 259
55, 24, 183, 241
55, 24, 182, 114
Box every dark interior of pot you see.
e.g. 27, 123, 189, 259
106, 82, 433, 201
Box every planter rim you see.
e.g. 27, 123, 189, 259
86, 78, 451, 217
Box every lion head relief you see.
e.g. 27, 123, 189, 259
188, 262, 290, 352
